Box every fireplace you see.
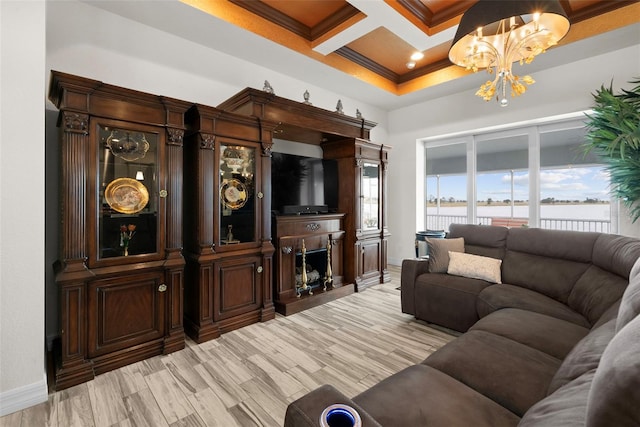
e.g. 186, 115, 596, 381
272, 213, 354, 315
295, 241, 333, 296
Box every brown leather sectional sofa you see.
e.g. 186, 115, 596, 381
283, 224, 640, 426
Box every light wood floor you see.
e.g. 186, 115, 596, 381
1, 266, 454, 427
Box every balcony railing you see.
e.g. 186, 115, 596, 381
426, 215, 611, 234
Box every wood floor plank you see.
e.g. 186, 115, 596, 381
11, 393, 58, 427
145, 370, 195, 424
239, 377, 289, 425
115, 362, 150, 397
1, 267, 456, 427
194, 361, 248, 408
87, 371, 128, 426
169, 413, 208, 427
232, 397, 280, 427
187, 388, 240, 427
57, 388, 95, 427
122, 388, 170, 427
0, 411, 21, 427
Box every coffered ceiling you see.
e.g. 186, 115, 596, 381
180, 0, 639, 97
75, 0, 639, 110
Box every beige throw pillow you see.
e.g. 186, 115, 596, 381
447, 251, 502, 284
427, 237, 464, 273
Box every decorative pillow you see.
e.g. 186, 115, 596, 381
447, 251, 502, 284
427, 237, 464, 273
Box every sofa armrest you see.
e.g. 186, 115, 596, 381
284, 384, 382, 427
401, 258, 430, 315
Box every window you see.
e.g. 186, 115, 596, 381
539, 126, 612, 232
426, 143, 467, 230
475, 133, 528, 226
424, 117, 614, 233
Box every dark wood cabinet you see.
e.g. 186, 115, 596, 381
183, 104, 276, 343
323, 138, 391, 290
47, 74, 391, 387
219, 88, 390, 296
48, 71, 188, 390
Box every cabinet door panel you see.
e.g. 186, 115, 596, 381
216, 257, 261, 319
88, 272, 166, 358
361, 239, 381, 277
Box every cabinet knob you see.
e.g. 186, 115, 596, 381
257, 191, 264, 199
257, 266, 263, 273
158, 284, 167, 292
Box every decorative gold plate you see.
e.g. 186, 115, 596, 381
220, 178, 248, 210
105, 178, 149, 214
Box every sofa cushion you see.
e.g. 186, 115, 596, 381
477, 284, 590, 327
547, 319, 615, 394
518, 369, 596, 427
415, 273, 493, 332
586, 314, 640, 427
449, 224, 508, 260
591, 233, 640, 279
353, 364, 521, 427
501, 251, 590, 304
427, 237, 464, 273
448, 251, 502, 284
616, 257, 640, 332
506, 228, 598, 263
470, 308, 588, 360
567, 265, 627, 326
591, 299, 620, 329
422, 330, 561, 416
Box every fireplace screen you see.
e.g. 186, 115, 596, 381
295, 240, 333, 297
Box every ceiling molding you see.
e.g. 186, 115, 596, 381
228, 0, 311, 39
398, 58, 454, 84
310, 4, 361, 40
566, 0, 636, 23
335, 47, 399, 82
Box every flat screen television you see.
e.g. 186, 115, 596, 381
271, 152, 338, 215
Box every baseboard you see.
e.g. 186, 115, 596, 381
0, 374, 48, 417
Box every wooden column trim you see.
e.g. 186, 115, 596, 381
165, 127, 184, 257
60, 111, 90, 271
199, 133, 215, 254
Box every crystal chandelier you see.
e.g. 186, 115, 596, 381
449, 0, 570, 106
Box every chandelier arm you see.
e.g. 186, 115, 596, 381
505, 27, 554, 67
469, 39, 501, 70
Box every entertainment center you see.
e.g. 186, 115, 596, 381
49, 71, 390, 389
218, 87, 392, 297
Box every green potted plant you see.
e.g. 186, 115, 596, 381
583, 79, 640, 222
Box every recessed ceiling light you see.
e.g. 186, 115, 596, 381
410, 52, 424, 61
406, 61, 416, 69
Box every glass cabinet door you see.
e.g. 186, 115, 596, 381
361, 162, 380, 230
219, 142, 257, 245
97, 123, 160, 259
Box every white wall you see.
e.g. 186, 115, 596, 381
0, 0, 48, 416
386, 40, 640, 264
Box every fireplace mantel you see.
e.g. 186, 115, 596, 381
273, 213, 354, 315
